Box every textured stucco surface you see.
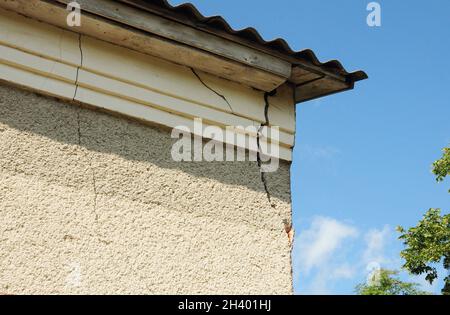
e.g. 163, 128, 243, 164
0, 83, 292, 295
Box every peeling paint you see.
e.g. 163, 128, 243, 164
283, 219, 294, 247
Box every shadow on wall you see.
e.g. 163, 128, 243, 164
0, 82, 291, 204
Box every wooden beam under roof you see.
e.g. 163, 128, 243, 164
0, 0, 292, 91
0, 0, 367, 103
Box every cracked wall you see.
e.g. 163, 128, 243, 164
73, 33, 83, 101
0, 83, 293, 294
190, 65, 278, 207
190, 68, 234, 113
0, 8, 296, 162
257, 90, 278, 207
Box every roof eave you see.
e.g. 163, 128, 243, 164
2, 0, 367, 102
116, 0, 368, 103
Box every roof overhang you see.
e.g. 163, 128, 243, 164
0, 0, 366, 103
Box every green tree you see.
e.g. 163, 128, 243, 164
397, 209, 450, 295
397, 147, 450, 295
432, 147, 450, 191
355, 269, 430, 295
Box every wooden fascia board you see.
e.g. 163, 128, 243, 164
295, 76, 354, 103
118, 0, 351, 85
0, 0, 290, 92
53, 0, 292, 82
1, 0, 356, 102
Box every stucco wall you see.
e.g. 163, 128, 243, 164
0, 83, 293, 294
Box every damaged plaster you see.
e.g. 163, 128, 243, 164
190, 68, 278, 208
0, 83, 293, 294
257, 90, 278, 208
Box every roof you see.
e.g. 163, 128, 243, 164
2, 0, 367, 102
118, 0, 368, 87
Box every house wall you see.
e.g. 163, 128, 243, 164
0, 4, 295, 295
0, 83, 293, 294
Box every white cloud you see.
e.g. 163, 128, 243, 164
363, 225, 392, 265
294, 216, 359, 294
306, 265, 356, 295
295, 216, 358, 273
294, 218, 443, 294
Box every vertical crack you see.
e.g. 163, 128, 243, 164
76, 109, 99, 222
263, 91, 273, 125
257, 132, 272, 205
191, 68, 234, 113
73, 33, 83, 101
73, 34, 99, 223
257, 90, 277, 207
76, 110, 81, 146
90, 161, 99, 222
72, 33, 105, 242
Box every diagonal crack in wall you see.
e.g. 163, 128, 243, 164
191, 68, 234, 113
189, 68, 277, 208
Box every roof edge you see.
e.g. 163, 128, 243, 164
118, 0, 368, 87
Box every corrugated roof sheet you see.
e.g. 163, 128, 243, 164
120, 0, 367, 83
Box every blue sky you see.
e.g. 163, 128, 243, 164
169, 0, 450, 294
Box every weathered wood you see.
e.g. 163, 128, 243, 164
295, 77, 352, 103
290, 67, 323, 85
0, 0, 290, 91
118, 0, 354, 85
54, 0, 291, 78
